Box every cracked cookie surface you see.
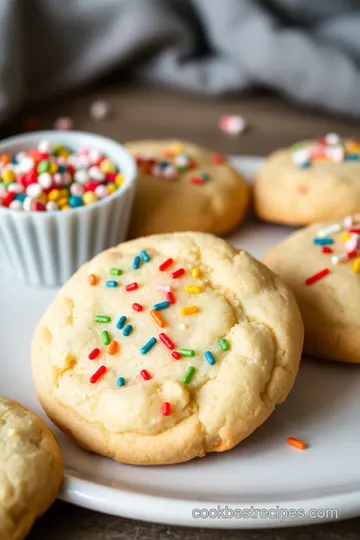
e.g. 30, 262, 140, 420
32, 232, 303, 465
0, 396, 63, 540
125, 140, 249, 237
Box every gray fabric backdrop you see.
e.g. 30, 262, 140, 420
1, 0, 360, 123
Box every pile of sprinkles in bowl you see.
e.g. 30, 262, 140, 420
306, 215, 360, 285
87, 251, 232, 416
135, 143, 225, 186
0, 140, 124, 211
292, 133, 360, 169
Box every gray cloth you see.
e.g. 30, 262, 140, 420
1, 0, 360, 123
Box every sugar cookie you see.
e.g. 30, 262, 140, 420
263, 214, 360, 363
125, 140, 249, 237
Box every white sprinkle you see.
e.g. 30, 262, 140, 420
88, 149, 102, 164
94, 184, 108, 198
16, 151, 26, 163
325, 144, 344, 163
46, 201, 59, 211
179, 323, 188, 330
219, 114, 247, 135
90, 100, 110, 120
331, 254, 348, 265
9, 200, 23, 211
8, 183, 24, 194
76, 155, 91, 169
292, 148, 310, 166
88, 166, 105, 181
53, 173, 64, 187
74, 169, 89, 184
325, 132, 340, 145
38, 140, 53, 154
18, 156, 34, 173
37, 172, 53, 189
70, 183, 85, 196
344, 215, 355, 229
26, 183, 43, 197
23, 196, 35, 212
317, 223, 342, 238
156, 284, 171, 292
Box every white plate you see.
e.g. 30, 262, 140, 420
1, 157, 359, 529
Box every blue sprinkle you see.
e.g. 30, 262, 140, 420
140, 250, 150, 263
299, 161, 311, 169
123, 324, 133, 337
106, 280, 118, 288
159, 160, 169, 169
201, 173, 210, 181
12, 157, 18, 164
141, 337, 157, 355
15, 193, 26, 202
153, 301, 170, 311
58, 165, 67, 172
345, 154, 359, 161
313, 238, 334, 246
116, 315, 127, 330
69, 195, 84, 208
133, 256, 141, 270
204, 351, 216, 365
117, 377, 125, 387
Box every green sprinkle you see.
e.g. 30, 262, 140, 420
109, 268, 122, 276
101, 330, 111, 345
37, 160, 50, 173
182, 366, 195, 384
219, 338, 230, 351
94, 315, 111, 323
178, 348, 195, 357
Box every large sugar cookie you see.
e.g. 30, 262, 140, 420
125, 140, 249, 237
0, 396, 63, 540
263, 215, 360, 363
254, 134, 360, 225
32, 233, 303, 465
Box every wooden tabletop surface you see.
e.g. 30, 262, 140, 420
9, 82, 360, 539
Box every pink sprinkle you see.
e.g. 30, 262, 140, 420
344, 215, 355, 228
53, 116, 74, 130
156, 284, 171, 292
345, 235, 360, 253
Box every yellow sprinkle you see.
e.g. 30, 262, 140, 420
2, 169, 16, 182
107, 183, 117, 193
170, 143, 184, 155
49, 162, 58, 174
58, 197, 69, 207
353, 258, 360, 273
115, 173, 124, 187
59, 189, 69, 198
180, 305, 199, 316
341, 232, 351, 242
192, 268, 201, 278
61, 205, 70, 210
347, 142, 360, 152
59, 150, 70, 158
185, 285, 202, 294
83, 191, 98, 205
100, 159, 116, 174
48, 189, 60, 201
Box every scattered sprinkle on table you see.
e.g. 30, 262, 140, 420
287, 437, 307, 450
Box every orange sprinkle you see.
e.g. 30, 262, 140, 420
287, 437, 307, 450
89, 274, 98, 286
108, 340, 119, 356
0, 154, 11, 165
150, 309, 166, 328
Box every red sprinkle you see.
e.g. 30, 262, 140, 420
305, 268, 330, 286
347, 250, 358, 259
90, 365, 107, 383
166, 292, 176, 305
132, 302, 143, 312
125, 282, 138, 292
84, 181, 101, 192
349, 228, 360, 234
172, 351, 181, 360
1, 192, 15, 207
141, 369, 151, 381
88, 348, 100, 360
321, 246, 333, 254
159, 333, 175, 350
191, 176, 204, 186
212, 154, 225, 164
171, 268, 185, 279
159, 258, 173, 272
32, 201, 46, 211
162, 402, 171, 416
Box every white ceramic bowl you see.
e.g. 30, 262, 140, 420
0, 131, 137, 287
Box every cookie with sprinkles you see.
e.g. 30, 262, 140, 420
32, 232, 303, 465
125, 140, 249, 237
254, 134, 360, 226
263, 214, 360, 363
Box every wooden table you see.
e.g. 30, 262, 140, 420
12, 82, 359, 539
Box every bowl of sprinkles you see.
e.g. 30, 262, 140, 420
0, 131, 136, 286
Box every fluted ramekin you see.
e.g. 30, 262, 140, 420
0, 131, 137, 287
